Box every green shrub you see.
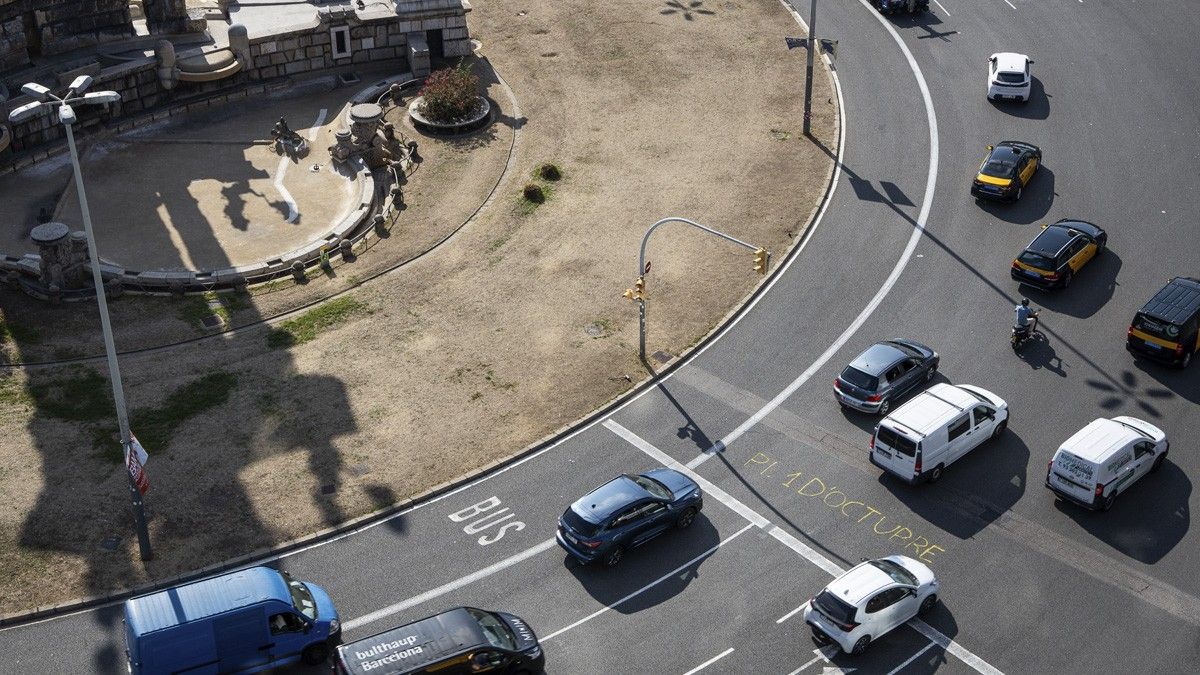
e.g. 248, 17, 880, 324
538, 163, 562, 181
419, 61, 481, 123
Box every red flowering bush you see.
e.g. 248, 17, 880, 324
418, 61, 481, 123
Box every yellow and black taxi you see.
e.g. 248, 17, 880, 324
1010, 219, 1107, 289
1127, 277, 1200, 369
971, 141, 1041, 202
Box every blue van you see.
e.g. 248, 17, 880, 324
123, 566, 340, 674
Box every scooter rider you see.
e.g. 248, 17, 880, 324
1014, 298, 1039, 335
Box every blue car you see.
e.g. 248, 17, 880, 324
557, 468, 703, 567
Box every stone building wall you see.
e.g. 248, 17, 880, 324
0, 0, 132, 70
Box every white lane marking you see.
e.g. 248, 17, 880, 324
690, 0, 937, 469
932, 0, 951, 15
1002, 0, 1016, 8
606, 422, 1004, 675
909, 618, 1002, 675
341, 538, 556, 631
682, 647, 735, 675
777, 600, 810, 624
605, 419, 768, 528
539, 523, 755, 642
786, 653, 825, 675
272, 107, 327, 223
887, 641, 937, 675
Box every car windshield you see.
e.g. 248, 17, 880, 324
869, 559, 918, 586
1017, 250, 1054, 269
288, 580, 317, 621
563, 507, 602, 537
1133, 314, 1181, 339
632, 474, 672, 500
813, 590, 857, 625
982, 160, 1015, 176
997, 72, 1026, 83
467, 609, 518, 650
839, 366, 878, 391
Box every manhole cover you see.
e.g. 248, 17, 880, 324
99, 537, 120, 552
584, 323, 604, 337
200, 314, 224, 329
338, 72, 360, 85
653, 350, 673, 364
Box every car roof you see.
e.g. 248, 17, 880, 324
988, 145, 1023, 163
1027, 226, 1075, 256
884, 383, 976, 437
827, 562, 893, 605
124, 567, 289, 636
336, 607, 488, 675
849, 342, 908, 376
992, 52, 1028, 72
1060, 418, 1142, 462
1139, 277, 1200, 324
572, 475, 651, 523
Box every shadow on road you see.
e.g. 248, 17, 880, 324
989, 76, 1050, 121
976, 165, 1055, 225
1022, 247, 1122, 319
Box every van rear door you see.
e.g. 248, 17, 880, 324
872, 424, 919, 479
1049, 451, 1097, 504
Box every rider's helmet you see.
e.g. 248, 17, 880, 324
1021, 298, 1030, 307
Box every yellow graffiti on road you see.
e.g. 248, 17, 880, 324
745, 452, 946, 564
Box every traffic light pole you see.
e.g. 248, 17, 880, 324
803, 0, 818, 136
628, 217, 769, 365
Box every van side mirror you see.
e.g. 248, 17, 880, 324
1028, 60, 1035, 65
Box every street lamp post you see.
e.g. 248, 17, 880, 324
803, 0, 818, 136
9, 78, 153, 561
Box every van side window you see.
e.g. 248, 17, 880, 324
972, 406, 995, 426
269, 612, 303, 634
947, 415, 970, 441
1133, 441, 1155, 459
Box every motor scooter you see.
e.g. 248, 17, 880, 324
1011, 312, 1040, 351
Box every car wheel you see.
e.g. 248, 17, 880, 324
992, 419, 1007, 439
1015, 185, 1022, 201
1101, 494, 1116, 512
878, 399, 890, 415
927, 465, 944, 483
603, 546, 624, 567
1062, 270, 1072, 288
676, 507, 697, 529
850, 635, 872, 655
920, 593, 938, 615
1151, 453, 1167, 473
302, 642, 331, 666
925, 364, 937, 382
1178, 351, 1192, 369
1097, 235, 1107, 253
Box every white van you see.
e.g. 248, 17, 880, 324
1045, 416, 1169, 511
870, 383, 1009, 484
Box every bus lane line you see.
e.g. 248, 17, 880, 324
604, 420, 1004, 675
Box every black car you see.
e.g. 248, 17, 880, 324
971, 141, 1041, 202
557, 468, 702, 567
834, 340, 939, 415
1010, 219, 1107, 289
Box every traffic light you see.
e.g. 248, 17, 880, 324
753, 248, 769, 275
623, 276, 646, 301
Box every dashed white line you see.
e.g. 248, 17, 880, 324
1002, 0, 1016, 8
887, 642, 937, 675
604, 420, 1004, 675
932, 0, 952, 15
777, 600, 810, 625
786, 651, 827, 675
539, 523, 755, 642
682, 647, 735, 675
340, 538, 556, 631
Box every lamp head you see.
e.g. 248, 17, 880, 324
82, 91, 121, 105
21, 82, 51, 101
8, 100, 44, 123
67, 75, 93, 95
57, 103, 77, 126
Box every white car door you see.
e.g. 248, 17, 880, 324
865, 587, 919, 635
1128, 440, 1158, 486
969, 405, 999, 449
944, 414, 973, 465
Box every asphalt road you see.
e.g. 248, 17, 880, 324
4, 0, 1200, 673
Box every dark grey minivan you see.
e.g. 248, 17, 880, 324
833, 340, 939, 414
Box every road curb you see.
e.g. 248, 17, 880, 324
0, 38, 844, 631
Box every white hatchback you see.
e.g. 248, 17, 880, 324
987, 52, 1032, 102
803, 556, 939, 655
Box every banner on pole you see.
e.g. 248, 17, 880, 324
126, 434, 150, 495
